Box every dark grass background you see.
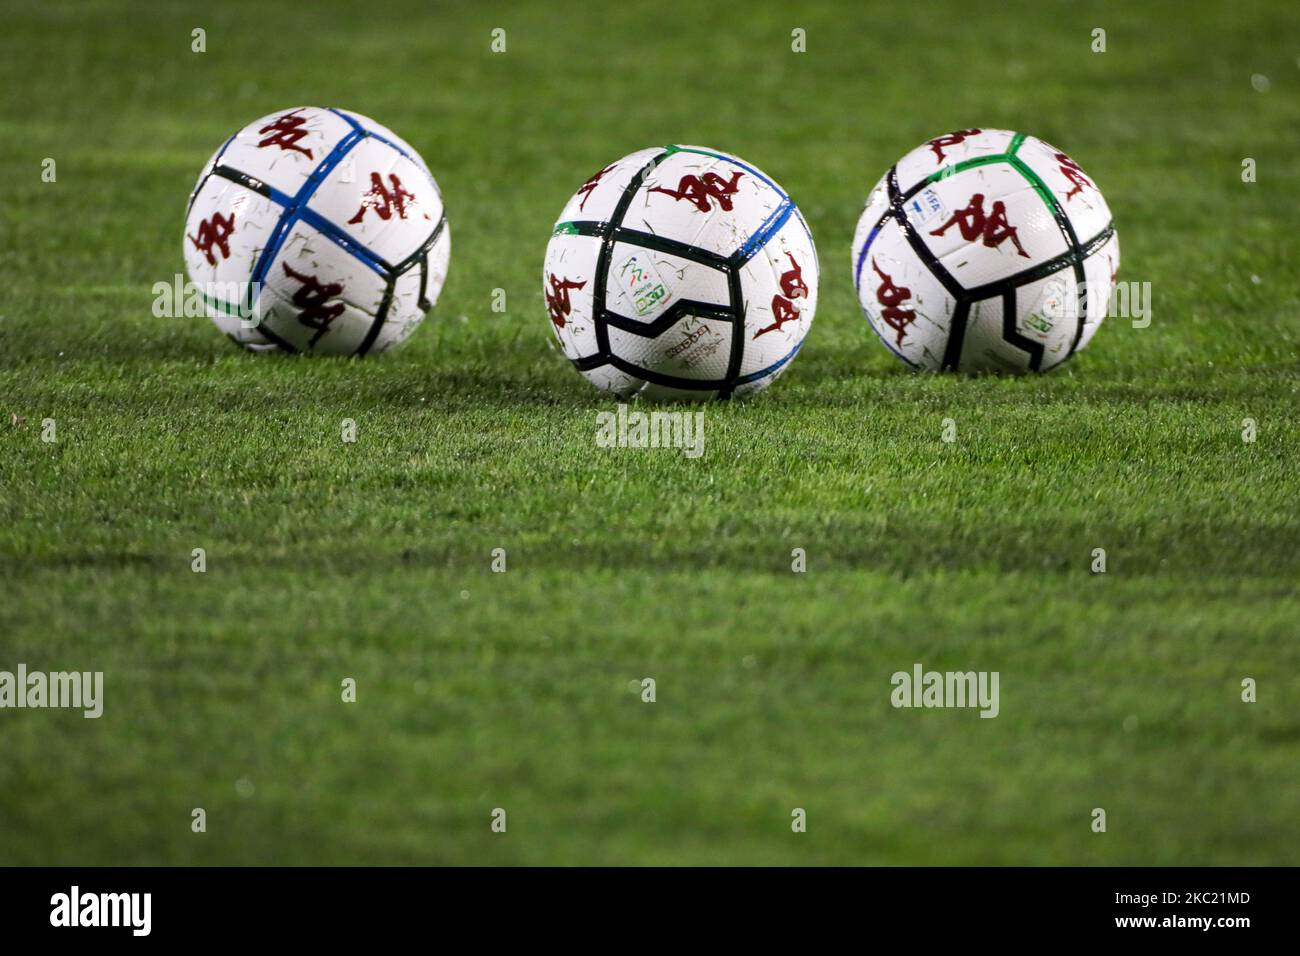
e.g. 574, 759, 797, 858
0, 0, 1297, 864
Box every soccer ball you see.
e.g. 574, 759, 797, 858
183, 106, 449, 355
852, 129, 1118, 373
543, 145, 818, 400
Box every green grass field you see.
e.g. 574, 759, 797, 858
1, 0, 1298, 865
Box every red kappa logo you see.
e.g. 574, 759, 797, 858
649, 171, 744, 213
926, 129, 983, 164
872, 258, 917, 345
188, 212, 236, 266
576, 163, 617, 212
929, 193, 1030, 258
1054, 152, 1094, 201
281, 262, 345, 346
754, 252, 808, 339
348, 172, 420, 224
546, 274, 587, 329
257, 109, 314, 159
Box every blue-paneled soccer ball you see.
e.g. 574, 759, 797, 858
184, 107, 449, 355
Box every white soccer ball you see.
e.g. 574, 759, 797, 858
184, 106, 449, 355
852, 129, 1118, 373
543, 145, 818, 400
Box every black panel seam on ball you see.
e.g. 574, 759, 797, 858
591, 150, 673, 365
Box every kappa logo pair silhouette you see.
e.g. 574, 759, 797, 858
574, 161, 744, 215
255, 109, 424, 226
